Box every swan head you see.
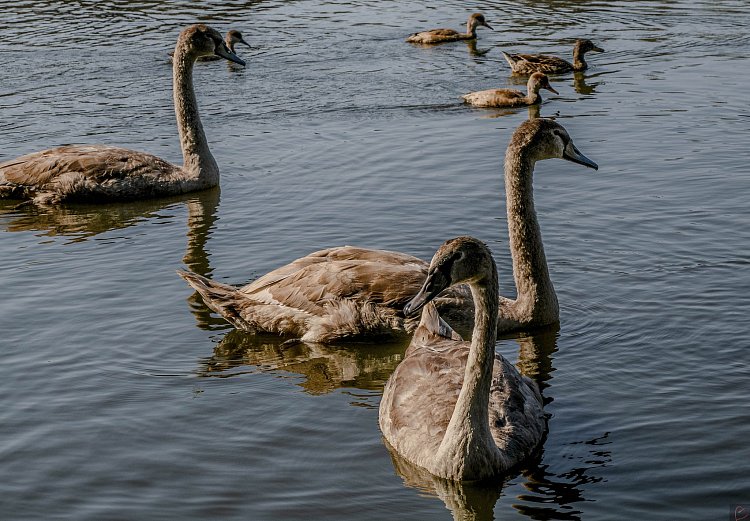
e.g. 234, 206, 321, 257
226, 30, 251, 51
575, 39, 604, 54
469, 13, 494, 32
178, 24, 246, 66
511, 119, 598, 170
404, 237, 494, 315
528, 72, 558, 95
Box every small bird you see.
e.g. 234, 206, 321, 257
502, 39, 604, 75
406, 13, 493, 44
462, 72, 558, 108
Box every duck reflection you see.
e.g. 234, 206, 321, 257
197, 329, 409, 395
465, 39, 491, 57
384, 327, 610, 520
572, 71, 601, 95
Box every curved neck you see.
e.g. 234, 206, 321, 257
572, 47, 587, 71
525, 81, 542, 104
503, 145, 558, 326
172, 43, 219, 186
436, 269, 499, 473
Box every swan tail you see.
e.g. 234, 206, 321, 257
177, 269, 251, 330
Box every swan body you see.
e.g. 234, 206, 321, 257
0, 24, 245, 205
462, 72, 558, 108
179, 119, 597, 343
379, 237, 546, 481
406, 13, 493, 44
502, 39, 604, 75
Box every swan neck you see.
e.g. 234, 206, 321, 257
172, 44, 219, 186
572, 48, 587, 71
436, 269, 499, 468
504, 145, 558, 323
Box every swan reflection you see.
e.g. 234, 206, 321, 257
196, 329, 408, 395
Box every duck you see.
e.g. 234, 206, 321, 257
379, 236, 546, 481
406, 13, 493, 44
178, 119, 597, 343
502, 39, 604, 75
0, 24, 245, 205
462, 72, 558, 108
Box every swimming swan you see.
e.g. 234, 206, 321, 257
502, 39, 604, 75
178, 119, 597, 343
462, 72, 558, 108
0, 24, 245, 205
379, 236, 546, 481
406, 13, 493, 44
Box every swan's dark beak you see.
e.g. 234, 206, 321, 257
483, 22, 495, 31
562, 141, 598, 170
238, 38, 252, 49
215, 42, 246, 66
404, 270, 450, 315
544, 82, 559, 95
592, 45, 604, 52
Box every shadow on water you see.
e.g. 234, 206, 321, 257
382, 327, 610, 520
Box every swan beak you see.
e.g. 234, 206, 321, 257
215, 42, 246, 66
544, 83, 559, 95
483, 22, 495, 31
404, 271, 450, 315
238, 38, 252, 49
592, 45, 604, 52
563, 141, 598, 170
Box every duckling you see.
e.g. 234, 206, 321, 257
502, 39, 604, 75
169, 29, 251, 61
406, 13, 493, 44
462, 72, 558, 108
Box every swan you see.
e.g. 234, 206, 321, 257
502, 39, 604, 75
462, 72, 558, 108
178, 119, 597, 343
406, 13, 494, 44
379, 236, 546, 481
0, 24, 245, 205
170, 29, 251, 62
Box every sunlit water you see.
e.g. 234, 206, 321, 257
1, 1, 749, 519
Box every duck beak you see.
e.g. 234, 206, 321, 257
238, 38, 252, 49
404, 271, 450, 316
215, 42, 246, 66
544, 83, 559, 95
592, 45, 604, 52
562, 141, 598, 170
483, 22, 495, 31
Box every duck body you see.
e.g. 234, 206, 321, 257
0, 24, 245, 205
462, 72, 557, 108
502, 39, 604, 75
178, 246, 472, 343
407, 13, 493, 44
379, 237, 546, 481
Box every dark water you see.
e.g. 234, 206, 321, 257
1, 1, 749, 519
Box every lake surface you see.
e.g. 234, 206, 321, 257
1, 1, 748, 519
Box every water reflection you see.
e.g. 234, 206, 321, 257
465, 39, 491, 58
0, 188, 219, 247
196, 329, 408, 394
572, 72, 601, 95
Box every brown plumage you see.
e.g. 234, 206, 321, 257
170, 29, 251, 62
0, 24, 245, 205
379, 237, 546, 481
462, 72, 558, 108
502, 39, 604, 75
406, 13, 493, 44
179, 119, 598, 343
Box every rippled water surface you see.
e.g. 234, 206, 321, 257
1, 1, 749, 519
